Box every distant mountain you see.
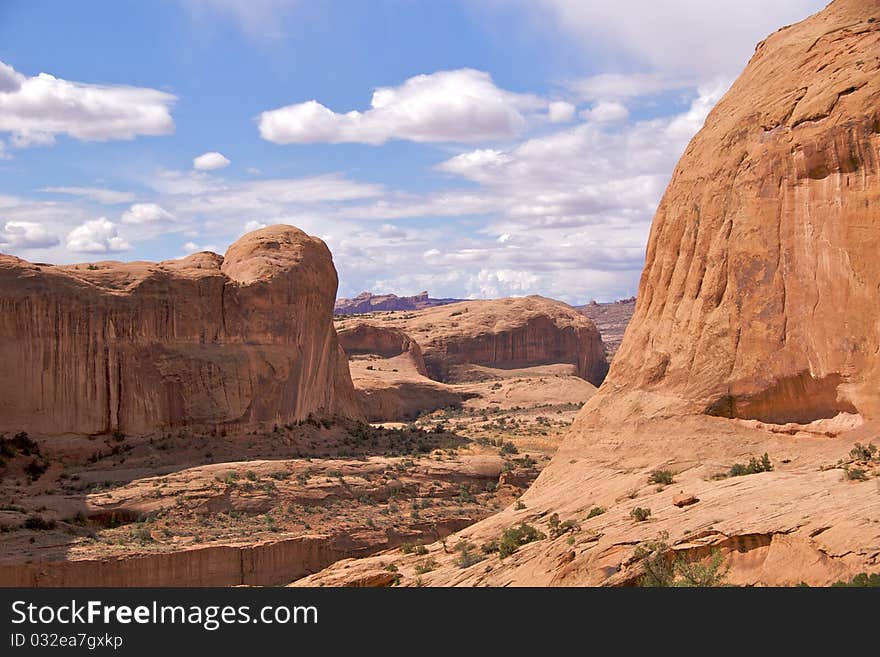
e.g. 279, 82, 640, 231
334, 291, 465, 315
576, 297, 636, 358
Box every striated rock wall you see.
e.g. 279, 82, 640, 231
334, 290, 463, 314
404, 297, 608, 385
0, 225, 362, 435
605, 0, 880, 424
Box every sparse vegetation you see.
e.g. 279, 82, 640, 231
844, 466, 868, 481
586, 506, 606, 519
547, 512, 580, 539
729, 453, 772, 477
635, 533, 728, 587
849, 442, 878, 461
648, 469, 674, 486
498, 523, 545, 559
23, 514, 56, 531
631, 507, 652, 522
831, 572, 880, 587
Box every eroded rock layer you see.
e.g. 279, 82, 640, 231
0, 225, 361, 435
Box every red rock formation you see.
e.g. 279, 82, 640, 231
334, 290, 463, 314
394, 297, 608, 385
337, 324, 428, 376
611, 0, 880, 424
0, 225, 361, 435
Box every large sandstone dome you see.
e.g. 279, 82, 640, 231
607, 0, 880, 425
0, 225, 362, 435
296, 0, 880, 587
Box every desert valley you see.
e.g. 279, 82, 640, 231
1, 0, 879, 588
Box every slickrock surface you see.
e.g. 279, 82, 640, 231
295, 1, 880, 587
334, 290, 462, 314
0, 225, 361, 435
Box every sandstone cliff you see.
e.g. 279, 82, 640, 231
376, 296, 608, 385
0, 225, 362, 435
334, 290, 463, 314
297, 1, 880, 587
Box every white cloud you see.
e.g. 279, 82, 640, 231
0, 60, 175, 147
528, 1, 826, 79
193, 151, 231, 171
581, 100, 629, 124
66, 218, 131, 253
243, 220, 267, 233
0, 221, 60, 249
547, 101, 576, 123
41, 186, 136, 204
121, 202, 174, 224
258, 69, 543, 145
568, 72, 697, 102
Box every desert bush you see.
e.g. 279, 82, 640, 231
844, 466, 868, 481
23, 514, 56, 531
498, 523, 545, 559
631, 507, 652, 522
831, 572, 880, 587
635, 532, 728, 587
849, 442, 878, 461
25, 458, 49, 481
514, 499, 526, 510
586, 506, 606, 519
729, 453, 772, 477
648, 469, 674, 485
414, 558, 437, 575
547, 512, 580, 539
499, 441, 518, 456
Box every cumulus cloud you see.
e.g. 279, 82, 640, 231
580, 100, 629, 124
547, 101, 576, 123
193, 151, 230, 171
0, 221, 60, 249
66, 218, 131, 253
258, 69, 544, 145
41, 187, 136, 204
0, 60, 175, 147
243, 220, 267, 233
121, 203, 174, 224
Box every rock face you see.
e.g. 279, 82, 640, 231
577, 297, 636, 359
338, 324, 428, 376
297, 2, 880, 587
611, 0, 880, 424
0, 225, 361, 435
334, 290, 463, 314
378, 297, 608, 385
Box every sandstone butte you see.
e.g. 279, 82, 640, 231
334, 297, 608, 422
295, 0, 880, 587
359, 296, 609, 386
0, 225, 362, 436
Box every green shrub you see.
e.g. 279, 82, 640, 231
547, 512, 580, 539
499, 441, 518, 455
514, 499, 526, 511
635, 533, 728, 587
414, 558, 437, 575
498, 523, 545, 559
831, 572, 880, 587
648, 469, 674, 485
849, 442, 878, 461
23, 514, 56, 531
586, 506, 606, 519
631, 507, 651, 522
25, 458, 49, 481
844, 466, 868, 481
729, 453, 772, 477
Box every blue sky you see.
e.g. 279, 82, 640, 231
0, 0, 825, 302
